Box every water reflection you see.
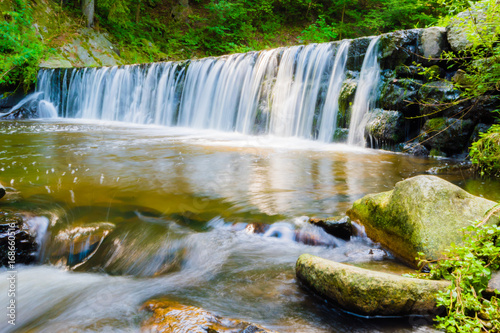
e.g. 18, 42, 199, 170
2, 120, 495, 217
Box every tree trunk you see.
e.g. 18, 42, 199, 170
82, 0, 94, 28
136, 0, 142, 24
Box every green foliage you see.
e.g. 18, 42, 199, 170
435, 0, 500, 177
442, 0, 500, 99
420, 223, 500, 332
358, 0, 442, 34
470, 125, 500, 177
0, 0, 46, 90
300, 15, 337, 43
89, 0, 447, 62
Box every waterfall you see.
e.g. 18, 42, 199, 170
347, 37, 381, 146
31, 40, 381, 144
268, 44, 333, 138
317, 40, 350, 142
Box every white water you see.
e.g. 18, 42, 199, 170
317, 40, 350, 142
347, 37, 381, 146
2, 92, 57, 119
29, 40, 382, 145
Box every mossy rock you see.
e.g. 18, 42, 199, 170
346, 175, 499, 268
332, 128, 349, 142
337, 78, 358, 128
379, 29, 422, 70
418, 81, 461, 117
419, 117, 474, 154
364, 109, 405, 144
447, 1, 500, 52
296, 254, 450, 316
380, 78, 422, 115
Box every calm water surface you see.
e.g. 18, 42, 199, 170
1, 119, 498, 333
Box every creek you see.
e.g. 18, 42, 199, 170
1, 120, 499, 332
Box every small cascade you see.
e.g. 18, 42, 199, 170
347, 37, 381, 146
4, 91, 58, 119
32, 38, 386, 144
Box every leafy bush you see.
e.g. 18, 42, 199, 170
418, 223, 500, 332
299, 15, 337, 43
0, 0, 46, 90
470, 125, 500, 177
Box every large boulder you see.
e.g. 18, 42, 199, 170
141, 300, 276, 333
447, 1, 500, 52
346, 175, 499, 268
296, 254, 450, 316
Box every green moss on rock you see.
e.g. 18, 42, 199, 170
296, 254, 450, 316
347, 175, 498, 268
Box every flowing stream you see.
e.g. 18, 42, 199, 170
1, 120, 499, 333
2, 40, 500, 333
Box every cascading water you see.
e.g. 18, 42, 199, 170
268, 44, 334, 138
347, 37, 381, 146
317, 40, 350, 142
31, 39, 380, 144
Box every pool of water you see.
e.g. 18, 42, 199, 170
1, 119, 498, 333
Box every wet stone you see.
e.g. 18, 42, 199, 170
46, 222, 115, 268
0, 211, 38, 267
308, 216, 352, 240
141, 300, 277, 333
485, 271, 500, 298
403, 142, 429, 157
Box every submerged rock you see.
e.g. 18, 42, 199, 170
45, 222, 115, 268
244, 222, 341, 247
141, 300, 277, 333
308, 216, 352, 240
296, 254, 450, 316
347, 175, 499, 268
